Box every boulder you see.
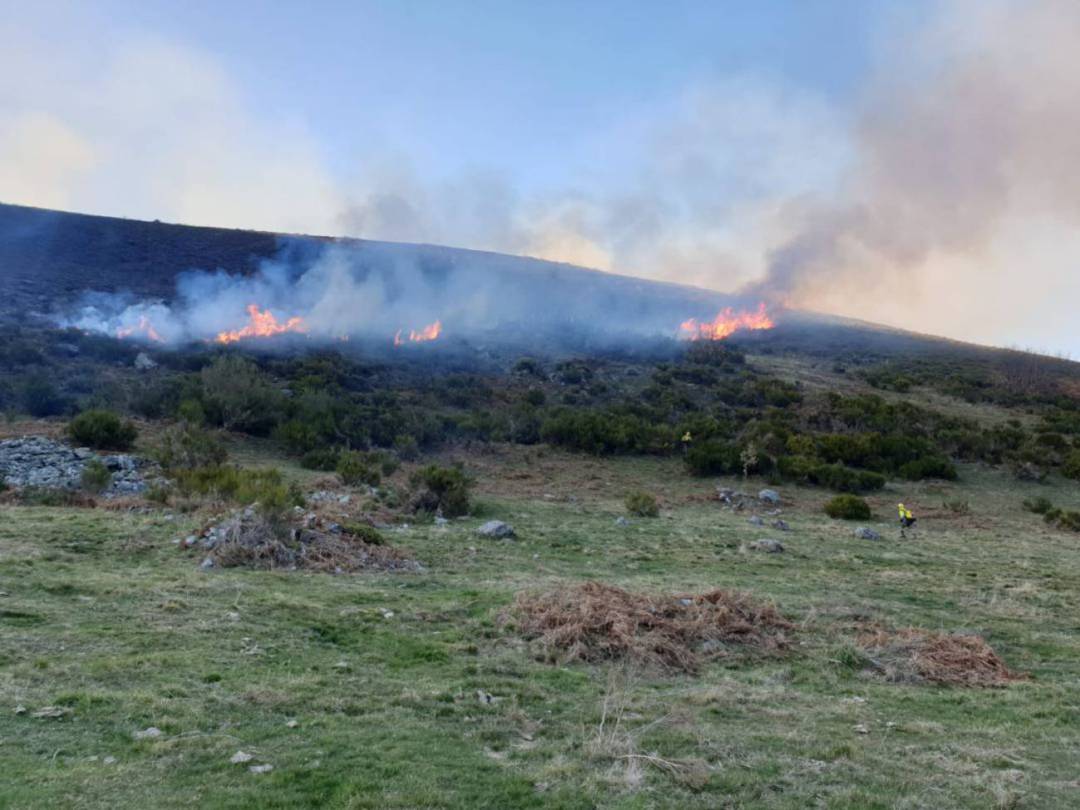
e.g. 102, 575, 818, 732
0, 436, 147, 496
747, 515, 765, 526
854, 527, 881, 541
749, 538, 784, 553
758, 489, 781, 505
772, 519, 790, 531
477, 520, 515, 539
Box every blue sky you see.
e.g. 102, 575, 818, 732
3, 1, 1079, 356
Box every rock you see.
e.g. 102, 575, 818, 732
134, 352, 158, 370
434, 516, 450, 526
133, 726, 162, 739
758, 489, 781, 505
853, 723, 870, 734
286, 719, 299, 729
747, 515, 765, 526
772, 519, 790, 531
614, 516, 631, 527
0, 436, 147, 496
32, 706, 71, 719
477, 520, 515, 539
249, 764, 273, 774
103, 756, 117, 765
476, 689, 496, 705
854, 527, 881, 541
199, 558, 215, 571
749, 539, 784, 553
230, 750, 254, 764
14, 704, 27, 715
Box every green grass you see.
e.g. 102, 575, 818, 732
2, 452, 1080, 808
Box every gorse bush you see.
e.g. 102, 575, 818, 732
336, 451, 382, 488
684, 440, 742, 477
67, 409, 137, 450
200, 356, 283, 435
409, 464, 471, 517
1062, 450, 1080, 481
1023, 496, 1054, 515
79, 459, 112, 493
624, 490, 659, 518
155, 424, 227, 470
824, 494, 872, 520
172, 465, 302, 518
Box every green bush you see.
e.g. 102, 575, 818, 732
172, 465, 302, 518
824, 494, 872, 520
342, 522, 386, 546
336, 451, 382, 487
393, 434, 420, 461
299, 447, 342, 471
155, 424, 227, 470
1062, 450, 1080, 481
624, 490, 659, 518
1023, 496, 1054, 514
79, 459, 112, 493
67, 410, 137, 450
200, 356, 283, 435
540, 408, 673, 455
777, 457, 885, 493
684, 440, 742, 477
409, 464, 471, 517
23, 376, 67, 417
898, 456, 958, 481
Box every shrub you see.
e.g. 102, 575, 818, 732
336, 451, 382, 487
200, 356, 283, 435
172, 465, 302, 519
393, 434, 420, 461
67, 410, 137, 450
1023, 496, 1054, 515
624, 491, 659, 518
684, 440, 742, 477
409, 464, 471, 517
898, 456, 958, 481
1044, 508, 1080, 532
1062, 450, 1080, 481
156, 424, 227, 470
824, 494, 872, 520
300, 447, 342, 471
80, 459, 112, 493
23, 377, 67, 417
541, 408, 674, 456
342, 522, 386, 546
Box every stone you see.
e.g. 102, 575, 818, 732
747, 515, 765, 527
614, 516, 631, 527
286, 720, 299, 729
199, 558, 215, 571
103, 756, 117, 765
133, 727, 162, 739
249, 764, 274, 774
230, 750, 254, 764
758, 489, 781, 504
14, 705, 27, 715
854, 527, 881, 541
434, 516, 450, 526
772, 519, 790, 531
477, 520, 515, 539
32, 706, 71, 719
0, 436, 147, 496
749, 539, 784, 553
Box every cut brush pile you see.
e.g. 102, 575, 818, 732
511, 581, 792, 673
858, 627, 1028, 687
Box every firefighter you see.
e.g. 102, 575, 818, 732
680, 431, 692, 455
898, 503, 916, 538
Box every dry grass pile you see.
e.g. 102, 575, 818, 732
205, 509, 421, 573
512, 581, 791, 673
858, 627, 1028, 687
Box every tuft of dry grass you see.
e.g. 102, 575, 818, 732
511, 581, 791, 673
858, 627, 1028, 687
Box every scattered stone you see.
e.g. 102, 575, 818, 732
758, 489, 781, 505
854, 527, 881, 541
32, 706, 71, 719
434, 516, 450, 526
226, 611, 241, 622
249, 764, 273, 774
14, 705, 27, 715
133, 352, 158, 370
476, 689, 496, 705
103, 756, 117, 765
133, 727, 162, 739
853, 723, 870, 734
772, 519, 790, 532
747, 515, 765, 527
199, 558, 215, 571
477, 520, 515, 539
285, 720, 299, 729
230, 750, 254, 764
380, 609, 395, 619
0, 436, 148, 496
749, 539, 784, 553
614, 516, 631, 527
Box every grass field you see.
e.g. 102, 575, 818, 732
3, 441, 1080, 809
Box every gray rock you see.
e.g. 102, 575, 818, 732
614, 516, 631, 527
434, 516, 450, 526
477, 520, 515, 539
758, 489, 781, 505
854, 527, 881, 541
134, 352, 158, 370
747, 515, 765, 526
0, 436, 147, 496
133, 727, 162, 740
749, 538, 784, 553
771, 519, 790, 531
199, 558, 215, 571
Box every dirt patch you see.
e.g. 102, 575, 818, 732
201, 509, 421, 573
510, 581, 792, 673
858, 627, 1028, 687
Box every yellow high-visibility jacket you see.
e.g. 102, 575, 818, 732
898, 505, 913, 520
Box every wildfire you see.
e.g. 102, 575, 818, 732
116, 316, 164, 343
679, 302, 775, 341
215, 304, 307, 344
394, 320, 442, 346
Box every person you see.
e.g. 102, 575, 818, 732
898, 503, 916, 537
680, 431, 692, 454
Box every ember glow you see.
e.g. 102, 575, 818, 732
394, 320, 442, 346
116, 315, 164, 343
678, 303, 775, 341
215, 304, 307, 344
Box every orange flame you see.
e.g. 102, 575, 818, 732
679, 302, 775, 341
394, 320, 442, 346
215, 304, 307, 344
116, 315, 164, 343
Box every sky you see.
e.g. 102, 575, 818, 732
2, 0, 1078, 357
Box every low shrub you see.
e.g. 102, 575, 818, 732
624, 490, 659, 518
1062, 450, 1080, 481
336, 451, 382, 487
1023, 496, 1053, 515
342, 522, 386, 546
67, 409, 137, 451
684, 440, 742, 477
156, 424, 227, 470
409, 464, 471, 517
898, 456, 958, 481
300, 447, 342, 471
172, 465, 302, 518
824, 494, 872, 520
80, 459, 112, 493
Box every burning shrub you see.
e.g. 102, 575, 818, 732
510, 581, 791, 673
857, 627, 1027, 687
409, 464, 471, 517
624, 490, 659, 518
824, 494, 872, 520
336, 451, 382, 487
67, 409, 138, 451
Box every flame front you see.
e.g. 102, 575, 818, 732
394, 320, 442, 346
215, 304, 307, 344
679, 302, 775, 341
116, 315, 164, 343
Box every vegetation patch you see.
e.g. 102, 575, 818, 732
510, 581, 791, 673
858, 627, 1028, 687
